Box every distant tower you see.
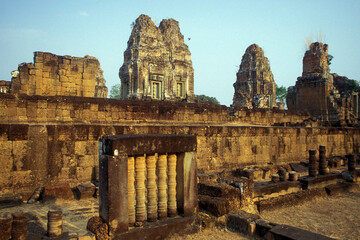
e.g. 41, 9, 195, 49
232, 44, 277, 109
119, 14, 195, 102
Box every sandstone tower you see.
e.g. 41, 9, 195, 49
287, 42, 359, 126
119, 15, 195, 102
232, 44, 277, 109
10, 52, 108, 98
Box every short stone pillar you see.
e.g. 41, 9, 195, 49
271, 174, 280, 183
289, 171, 298, 181
309, 150, 317, 177
348, 154, 356, 171
278, 169, 288, 181
47, 211, 63, 237
0, 213, 12, 240
319, 146, 328, 175
11, 213, 28, 240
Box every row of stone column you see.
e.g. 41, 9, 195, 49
127, 154, 178, 226
309, 146, 357, 177
309, 146, 328, 177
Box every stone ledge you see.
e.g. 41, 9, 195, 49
299, 173, 341, 190
112, 216, 198, 240
256, 188, 327, 213
254, 181, 302, 197
268, 224, 335, 240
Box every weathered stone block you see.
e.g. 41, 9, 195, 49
227, 212, 259, 234
42, 184, 74, 202
74, 182, 96, 200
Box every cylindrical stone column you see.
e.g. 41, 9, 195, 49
289, 171, 298, 181
278, 168, 288, 181
146, 155, 158, 222
167, 154, 177, 217
271, 174, 280, 183
158, 154, 168, 219
128, 156, 136, 226
47, 211, 62, 237
348, 154, 356, 171
11, 213, 28, 240
135, 155, 146, 223
0, 212, 12, 240
319, 146, 328, 175
309, 150, 317, 177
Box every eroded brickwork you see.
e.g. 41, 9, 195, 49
119, 15, 195, 102
287, 42, 359, 126
1, 123, 359, 197
10, 52, 108, 98
0, 80, 10, 93
233, 44, 277, 109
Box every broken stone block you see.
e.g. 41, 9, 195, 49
268, 224, 334, 240
11, 213, 28, 240
74, 182, 96, 200
42, 184, 74, 202
255, 219, 276, 238
227, 211, 259, 234
0, 194, 22, 209
0, 212, 12, 240
198, 195, 229, 217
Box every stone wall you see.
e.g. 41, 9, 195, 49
119, 15, 195, 102
10, 52, 108, 98
0, 94, 311, 126
1, 123, 359, 197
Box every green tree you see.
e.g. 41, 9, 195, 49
348, 79, 360, 92
109, 84, 121, 99
196, 94, 220, 105
276, 86, 287, 102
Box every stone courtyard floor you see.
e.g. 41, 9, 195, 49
1, 189, 359, 239
260, 190, 360, 240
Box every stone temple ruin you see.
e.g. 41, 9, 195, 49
10, 52, 108, 98
119, 15, 195, 102
287, 42, 360, 126
0, 14, 359, 240
233, 44, 277, 109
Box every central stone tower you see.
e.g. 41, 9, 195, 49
232, 44, 277, 109
119, 15, 195, 102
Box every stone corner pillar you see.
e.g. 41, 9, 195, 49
99, 151, 128, 235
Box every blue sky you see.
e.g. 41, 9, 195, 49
1, 0, 359, 105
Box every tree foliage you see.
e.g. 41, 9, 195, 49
276, 85, 287, 102
109, 84, 121, 99
196, 94, 220, 105
348, 79, 360, 92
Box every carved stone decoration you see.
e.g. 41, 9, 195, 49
119, 14, 195, 102
135, 155, 146, 223
233, 44, 277, 109
146, 155, 158, 222
167, 154, 177, 217
127, 156, 136, 225
157, 154, 168, 219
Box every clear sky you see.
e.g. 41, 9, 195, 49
1, 0, 359, 106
